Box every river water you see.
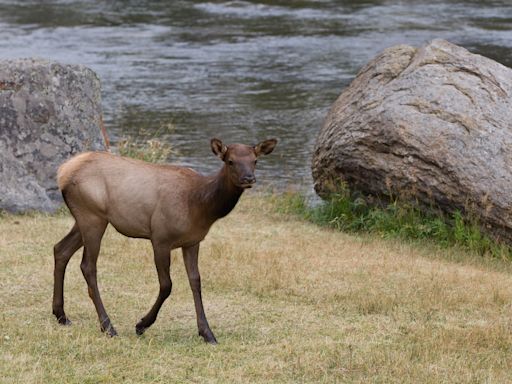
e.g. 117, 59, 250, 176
0, 1, 511, 190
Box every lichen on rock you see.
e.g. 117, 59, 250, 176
0, 58, 108, 212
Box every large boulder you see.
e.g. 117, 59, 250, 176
312, 39, 512, 241
0, 58, 108, 212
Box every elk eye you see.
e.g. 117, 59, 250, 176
228, 160, 234, 166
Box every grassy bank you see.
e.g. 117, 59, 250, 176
274, 189, 512, 260
1, 195, 512, 383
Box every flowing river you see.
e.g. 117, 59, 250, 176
1, 0, 511, 190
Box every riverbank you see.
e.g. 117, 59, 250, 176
1, 195, 511, 383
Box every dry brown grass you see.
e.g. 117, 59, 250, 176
1, 195, 512, 383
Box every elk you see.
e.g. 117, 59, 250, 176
52, 138, 277, 343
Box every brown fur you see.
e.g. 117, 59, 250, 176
52, 138, 277, 342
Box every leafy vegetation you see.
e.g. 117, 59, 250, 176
274, 185, 511, 260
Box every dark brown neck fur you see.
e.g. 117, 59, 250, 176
196, 165, 244, 222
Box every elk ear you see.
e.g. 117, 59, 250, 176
254, 138, 277, 157
211, 138, 227, 160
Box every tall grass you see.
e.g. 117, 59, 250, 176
275, 186, 511, 260
116, 122, 177, 163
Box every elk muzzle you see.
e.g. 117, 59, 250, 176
240, 175, 256, 188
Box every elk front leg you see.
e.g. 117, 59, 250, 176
136, 241, 172, 335
182, 243, 217, 344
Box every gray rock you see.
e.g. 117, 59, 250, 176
0, 58, 108, 212
312, 39, 512, 241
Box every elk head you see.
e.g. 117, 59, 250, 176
211, 138, 277, 188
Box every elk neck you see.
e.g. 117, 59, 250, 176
196, 164, 244, 221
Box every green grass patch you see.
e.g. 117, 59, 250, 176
274, 186, 512, 260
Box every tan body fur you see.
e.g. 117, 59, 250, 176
59, 152, 214, 247
52, 138, 277, 342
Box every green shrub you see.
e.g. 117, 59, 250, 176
275, 186, 512, 260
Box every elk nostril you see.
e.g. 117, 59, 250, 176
242, 176, 256, 184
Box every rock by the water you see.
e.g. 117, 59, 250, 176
0, 58, 108, 212
312, 39, 512, 241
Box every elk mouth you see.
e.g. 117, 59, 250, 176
239, 175, 256, 189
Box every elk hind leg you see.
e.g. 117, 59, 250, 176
52, 222, 83, 325
78, 217, 117, 336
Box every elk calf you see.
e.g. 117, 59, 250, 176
52, 138, 277, 343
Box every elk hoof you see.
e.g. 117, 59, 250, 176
104, 326, 118, 337
199, 330, 218, 345
59, 317, 72, 326
135, 322, 147, 336
54, 311, 72, 326
101, 321, 118, 337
